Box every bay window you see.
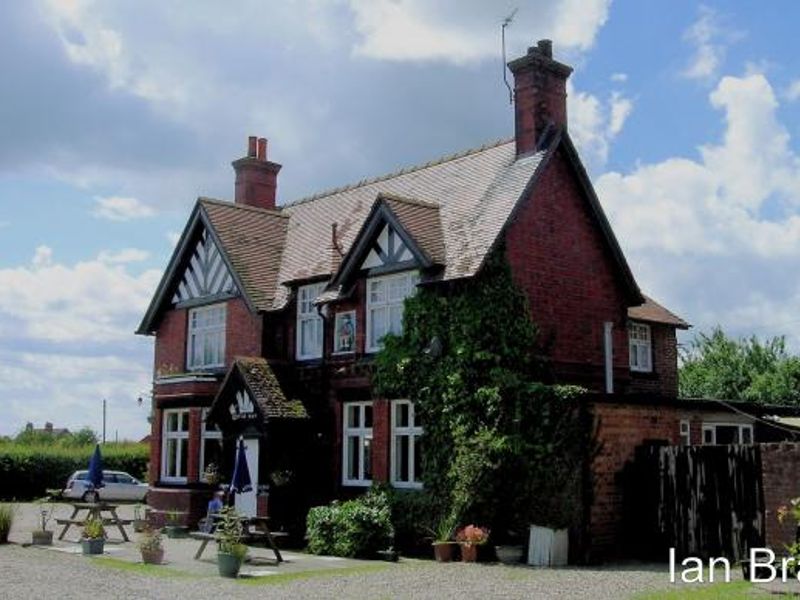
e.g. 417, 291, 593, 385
187, 303, 226, 370
161, 409, 189, 483
391, 400, 423, 489
629, 322, 652, 372
342, 402, 372, 486
296, 283, 325, 360
366, 271, 419, 352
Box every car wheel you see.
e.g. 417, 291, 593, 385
82, 490, 98, 503
142, 492, 149, 506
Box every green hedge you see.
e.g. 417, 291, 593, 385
306, 488, 394, 558
0, 443, 149, 500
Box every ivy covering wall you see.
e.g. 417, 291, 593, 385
374, 251, 592, 541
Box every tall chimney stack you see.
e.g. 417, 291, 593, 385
508, 39, 573, 157
232, 136, 282, 210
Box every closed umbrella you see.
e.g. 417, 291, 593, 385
230, 439, 252, 495
86, 444, 105, 501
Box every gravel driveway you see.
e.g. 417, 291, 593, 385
0, 543, 671, 600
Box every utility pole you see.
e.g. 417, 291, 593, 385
102, 398, 107, 445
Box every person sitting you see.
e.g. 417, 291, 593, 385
201, 491, 225, 533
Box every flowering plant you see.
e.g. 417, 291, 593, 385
777, 497, 800, 524
456, 524, 490, 546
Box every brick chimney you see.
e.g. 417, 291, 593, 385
231, 136, 282, 210
508, 40, 573, 157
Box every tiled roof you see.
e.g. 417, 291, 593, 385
273, 139, 547, 307
380, 194, 446, 265
200, 199, 288, 311
234, 357, 308, 420
628, 295, 690, 329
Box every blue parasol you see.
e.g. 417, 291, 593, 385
230, 438, 252, 494
87, 443, 105, 490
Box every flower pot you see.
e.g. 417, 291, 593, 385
527, 525, 568, 567
31, 530, 54, 546
495, 544, 524, 565
433, 542, 457, 562
460, 543, 479, 562
217, 552, 243, 578
165, 525, 189, 539
140, 548, 164, 565
81, 538, 105, 555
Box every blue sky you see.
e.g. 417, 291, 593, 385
1, 1, 799, 440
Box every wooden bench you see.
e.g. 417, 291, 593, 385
189, 530, 289, 561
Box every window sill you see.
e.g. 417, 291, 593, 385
630, 369, 659, 380
391, 482, 423, 490
342, 480, 372, 487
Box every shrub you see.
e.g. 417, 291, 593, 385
0, 504, 15, 543
306, 488, 394, 558
0, 442, 149, 500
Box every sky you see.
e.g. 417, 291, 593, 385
1, 0, 799, 440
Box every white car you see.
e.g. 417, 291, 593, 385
63, 470, 149, 503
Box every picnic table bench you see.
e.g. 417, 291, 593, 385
57, 502, 131, 542
190, 516, 287, 562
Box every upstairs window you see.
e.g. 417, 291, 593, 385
296, 283, 325, 360
187, 304, 226, 370
161, 409, 189, 483
629, 322, 652, 373
366, 271, 419, 352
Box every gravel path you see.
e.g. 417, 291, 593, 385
0, 544, 671, 600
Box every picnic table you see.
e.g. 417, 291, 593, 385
56, 502, 132, 542
191, 515, 286, 563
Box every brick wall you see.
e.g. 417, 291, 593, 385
504, 150, 631, 393
372, 398, 390, 483
226, 297, 262, 362
627, 324, 679, 397
760, 443, 800, 551
154, 308, 187, 374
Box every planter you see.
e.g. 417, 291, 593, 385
460, 543, 479, 562
140, 548, 164, 565
133, 519, 148, 533
527, 525, 568, 567
432, 542, 458, 562
164, 526, 189, 539
31, 530, 54, 546
81, 538, 105, 555
217, 552, 243, 578
495, 544, 524, 565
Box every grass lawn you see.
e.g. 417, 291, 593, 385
633, 580, 794, 599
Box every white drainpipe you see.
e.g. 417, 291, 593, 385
604, 321, 614, 394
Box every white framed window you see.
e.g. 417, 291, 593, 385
701, 423, 754, 445
296, 283, 325, 360
161, 409, 189, 483
629, 322, 652, 372
199, 408, 223, 482
342, 402, 373, 486
391, 400, 423, 489
679, 420, 691, 446
187, 303, 226, 370
366, 271, 419, 352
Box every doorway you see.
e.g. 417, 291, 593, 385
234, 437, 259, 517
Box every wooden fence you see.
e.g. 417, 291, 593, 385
621, 443, 764, 560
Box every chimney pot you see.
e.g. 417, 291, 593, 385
257, 138, 267, 161
537, 39, 553, 58
247, 136, 257, 157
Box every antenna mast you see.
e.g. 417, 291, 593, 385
501, 8, 518, 105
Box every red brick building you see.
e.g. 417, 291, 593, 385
137, 41, 782, 552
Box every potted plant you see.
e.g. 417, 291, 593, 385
430, 514, 458, 562
81, 516, 106, 555
164, 509, 188, 538
0, 503, 15, 544
137, 526, 164, 565
133, 504, 148, 533
456, 524, 489, 563
203, 463, 220, 485
216, 506, 247, 578
31, 501, 54, 545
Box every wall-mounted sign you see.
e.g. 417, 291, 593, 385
334, 311, 356, 354
229, 389, 257, 421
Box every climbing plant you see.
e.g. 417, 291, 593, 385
374, 251, 591, 538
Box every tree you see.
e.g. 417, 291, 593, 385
679, 327, 800, 404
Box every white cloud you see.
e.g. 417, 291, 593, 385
348, 0, 611, 64
568, 83, 634, 168
610, 72, 627, 83
92, 196, 155, 221
0, 249, 160, 343
166, 231, 181, 247
681, 6, 743, 82
597, 70, 800, 349
97, 248, 150, 264
785, 79, 800, 102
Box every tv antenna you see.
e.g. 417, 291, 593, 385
501, 8, 518, 105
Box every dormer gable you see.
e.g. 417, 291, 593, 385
172, 228, 238, 305
327, 194, 443, 295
